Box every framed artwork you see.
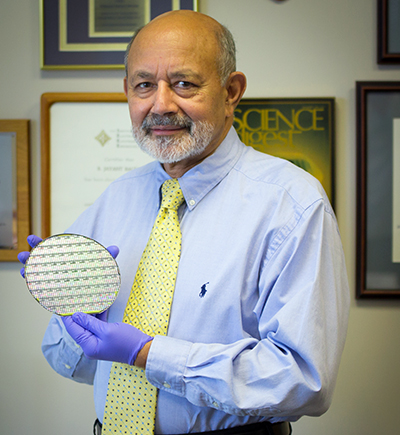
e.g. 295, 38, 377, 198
42, 94, 335, 238
40, 92, 154, 237
356, 81, 400, 298
40, 0, 198, 69
377, 0, 400, 64
233, 98, 335, 205
0, 120, 31, 261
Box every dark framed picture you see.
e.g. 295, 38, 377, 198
377, 0, 400, 64
234, 98, 335, 206
0, 120, 31, 261
40, 0, 198, 69
356, 81, 400, 298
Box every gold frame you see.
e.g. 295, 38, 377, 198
0, 120, 31, 261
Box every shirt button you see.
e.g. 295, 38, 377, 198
163, 382, 171, 389
212, 401, 219, 408
64, 364, 71, 369
189, 199, 196, 206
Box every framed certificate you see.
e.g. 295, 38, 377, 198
356, 82, 400, 298
42, 94, 335, 239
234, 98, 335, 206
40, 0, 199, 69
40, 92, 154, 237
0, 120, 31, 261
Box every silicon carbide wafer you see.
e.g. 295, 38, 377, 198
24, 234, 120, 315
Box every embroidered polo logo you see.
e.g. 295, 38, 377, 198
199, 282, 209, 298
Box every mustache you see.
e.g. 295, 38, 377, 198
141, 113, 193, 133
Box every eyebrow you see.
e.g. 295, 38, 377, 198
169, 71, 203, 82
130, 69, 204, 83
131, 70, 154, 81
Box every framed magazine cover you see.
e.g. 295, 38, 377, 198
234, 98, 335, 205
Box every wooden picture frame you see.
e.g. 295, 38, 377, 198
0, 120, 31, 261
356, 81, 400, 298
42, 94, 335, 241
40, 92, 154, 238
377, 0, 400, 64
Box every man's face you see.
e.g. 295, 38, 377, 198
124, 21, 230, 167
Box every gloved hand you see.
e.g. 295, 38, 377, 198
17, 234, 120, 278
62, 313, 153, 365
17, 235, 43, 277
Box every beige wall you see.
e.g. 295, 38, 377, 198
1, 0, 400, 433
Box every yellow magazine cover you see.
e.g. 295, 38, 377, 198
234, 98, 335, 205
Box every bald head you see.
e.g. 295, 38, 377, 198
122, 9, 246, 176
124, 10, 236, 84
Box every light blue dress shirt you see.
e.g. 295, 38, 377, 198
42, 128, 349, 434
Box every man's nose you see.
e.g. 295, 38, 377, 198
150, 82, 179, 116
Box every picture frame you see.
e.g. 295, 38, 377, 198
0, 120, 31, 261
356, 81, 400, 298
42, 94, 335, 239
377, 0, 400, 64
40, 0, 199, 70
234, 98, 335, 206
40, 92, 154, 238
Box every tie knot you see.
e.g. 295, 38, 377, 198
161, 179, 185, 210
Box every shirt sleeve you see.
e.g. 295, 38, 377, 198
41, 314, 97, 384
146, 199, 350, 422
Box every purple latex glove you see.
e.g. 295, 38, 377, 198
17, 235, 43, 278
17, 234, 119, 278
62, 312, 153, 365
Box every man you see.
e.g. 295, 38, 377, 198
23, 10, 349, 435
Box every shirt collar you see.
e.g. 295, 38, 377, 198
153, 127, 244, 211
180, 127, 243, 210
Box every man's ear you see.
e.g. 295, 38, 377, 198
123, 76, 128, 97
225, 72, 247, 118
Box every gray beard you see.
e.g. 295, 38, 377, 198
131, 114, 214, 164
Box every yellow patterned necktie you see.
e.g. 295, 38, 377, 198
102, 178, 185, 434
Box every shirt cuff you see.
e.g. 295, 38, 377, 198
145, 335, 192, 396
41, 315, 96, 384
60, 334, 85, 375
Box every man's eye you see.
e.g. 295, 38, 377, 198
176, 81, 195, 89
136, 82, 153, 89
